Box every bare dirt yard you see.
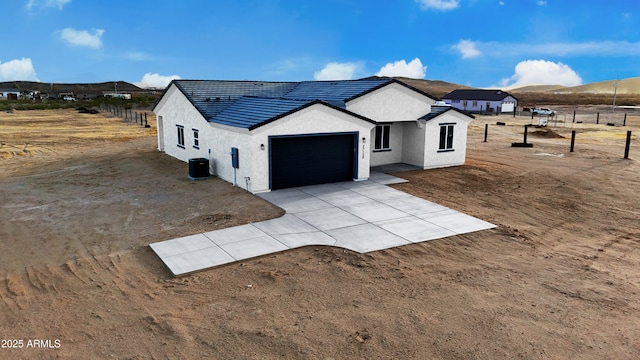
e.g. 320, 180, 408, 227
1, 107, 639, 359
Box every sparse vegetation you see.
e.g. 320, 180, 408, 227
0, 94, 160, 112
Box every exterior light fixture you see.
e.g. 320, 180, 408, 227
260, 144, 265, 150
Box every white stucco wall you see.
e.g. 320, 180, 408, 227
346, 82, 433, 122
401, 121, 426, 167
250, 104, 375, 193
153, 85, 212, 163
153, 84, 253, 184
421, 111, 471, 169
369, 122, 405, 167
205, 123, 252, 187
358, 83, 435, 168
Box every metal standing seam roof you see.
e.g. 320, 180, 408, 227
442, 89, 517, 101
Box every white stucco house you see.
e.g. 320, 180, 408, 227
442, 89, 518, 114
153, 77, 474, 193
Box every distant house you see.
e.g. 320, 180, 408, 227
58, 92, 75, 100
0, 88, 20, 100
442, 89, 518, 114
153, 77, 475, 193
103, 92, 132, 99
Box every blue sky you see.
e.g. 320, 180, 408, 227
1, 0, 638, 88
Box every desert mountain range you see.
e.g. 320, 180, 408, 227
1, 76, 638, 100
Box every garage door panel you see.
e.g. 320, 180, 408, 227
270, 134, 355, 190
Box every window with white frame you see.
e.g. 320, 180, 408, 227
176, 125, 185, 148
438, 123, 455, 152
192, 129, 199, 149
374, 125, 391, 151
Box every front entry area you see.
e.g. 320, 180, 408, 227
269, 133, 357, 190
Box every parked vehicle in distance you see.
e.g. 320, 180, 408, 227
532, 107, 555, 116
63, 96, 76, 101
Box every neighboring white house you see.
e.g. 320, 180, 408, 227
442, 89, 518, 114
0, 88, 20, 100
153, 77, 474, 193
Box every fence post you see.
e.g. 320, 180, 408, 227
597, 112, 600, 124
624, 113, 627, 126
624, 131, 632, 159
570, 130, 576, 152
573, 110, 576, 123
484, 124, 488, 142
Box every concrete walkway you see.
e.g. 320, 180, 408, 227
150, 173, 496, 276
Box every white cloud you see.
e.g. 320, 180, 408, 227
375, 58, 427, 79
499, 1, 505, 5
314, 62, 359, 80
453, 39, 640, 58
59, 28, 104, 49
134, 73, 181, 88
0, 58, 39, 81
499, 60, 582, 87
416, 0, 460, 11
26, 0, 71, 10
453, 39, 482, 59
537, 1, 547, 6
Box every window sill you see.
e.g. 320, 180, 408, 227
437, 149, 454, 153
177, 145, 185, 149
373, 149, 392, 153
193, 146, 200, 149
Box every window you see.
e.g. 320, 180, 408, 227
374, 125, 391, 151
438, 123, 455, 152
192, 129, 199, 149
472, 101, 478, 107
176, 125, 185, 148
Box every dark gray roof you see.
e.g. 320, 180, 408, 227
158, 77, 432, 129
419, 105, 475, 122
172, 80, 298, 120
442, 89, 517, 101
212, 97, 310, 129
283, 78, 392, 101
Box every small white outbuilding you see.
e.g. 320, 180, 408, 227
153, 77, 474, 193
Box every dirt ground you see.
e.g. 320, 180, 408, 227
1, 108, 639, 359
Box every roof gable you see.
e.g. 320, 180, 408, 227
443, 89, 517, 101
419, 105, 475, 122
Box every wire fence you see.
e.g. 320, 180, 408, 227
517, 110, 632, 127
100, 103, 150, 128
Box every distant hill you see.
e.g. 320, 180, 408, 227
509, 77, 640, 94
0, 81, 144, 95
392, 77, 472, 99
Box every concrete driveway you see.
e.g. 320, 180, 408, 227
150, 173, 495, 276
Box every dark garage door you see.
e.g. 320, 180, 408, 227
270, 133, 356, 190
